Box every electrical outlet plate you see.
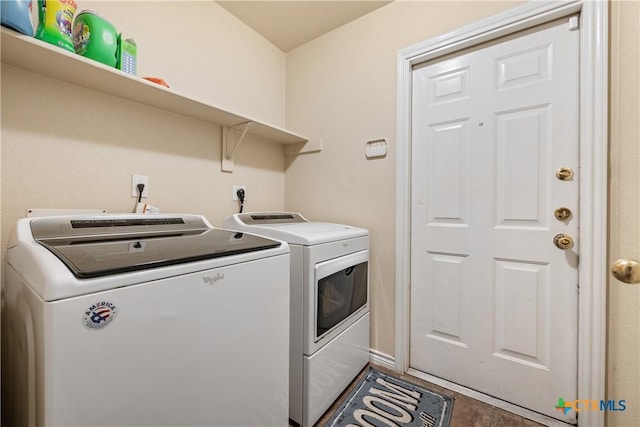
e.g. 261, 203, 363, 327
232, 185, 246, 201
131, 174, 149, 198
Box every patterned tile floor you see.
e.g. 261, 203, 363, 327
289, 363, 547, 427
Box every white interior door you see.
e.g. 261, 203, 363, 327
410, 17, 579, 423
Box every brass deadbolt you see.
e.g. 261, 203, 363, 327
556, 167, 574, 181
554, 207, 573, 221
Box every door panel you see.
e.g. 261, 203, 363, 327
493, 258, 549, 368
427, 121, 471, 225
410, 18, 579, 423
495, 106, 550, 226
427, 252, 467, 346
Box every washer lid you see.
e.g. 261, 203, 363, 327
31, 217, 281, 278
224, 212, 368, 245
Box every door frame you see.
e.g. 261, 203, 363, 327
395, 2, 608, 427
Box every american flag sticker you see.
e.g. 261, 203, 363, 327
82, 301, 118, 330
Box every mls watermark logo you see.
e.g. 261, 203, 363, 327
555, 397, 627, 415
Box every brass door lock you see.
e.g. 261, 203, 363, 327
554, 207, 573, 221
556, 167, 574, 181
553, 233, 574, 250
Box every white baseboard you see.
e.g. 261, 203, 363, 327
368, 349, 396, 371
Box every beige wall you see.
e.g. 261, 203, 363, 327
1, 0, 288, 268
81, 0, 286, 126
608, 1, 640, 426
285, 0, 520, 358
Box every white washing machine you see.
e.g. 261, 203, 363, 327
1, 214, 290, 427
223, 212, 370, 426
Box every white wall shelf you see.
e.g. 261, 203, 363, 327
0, 27, 308, 169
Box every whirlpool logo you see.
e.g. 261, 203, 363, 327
203, 273, 225, 285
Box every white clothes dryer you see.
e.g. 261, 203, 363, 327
1, 214, 290, 427
224, 212, 370, 427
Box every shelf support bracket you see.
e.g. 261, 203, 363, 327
222, 121, 252, 172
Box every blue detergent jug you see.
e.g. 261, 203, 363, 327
1, 0, 34, 36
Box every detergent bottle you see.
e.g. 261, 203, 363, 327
72, 11, 118, 67
1, 0, 35, 36
34, 0, 76, 52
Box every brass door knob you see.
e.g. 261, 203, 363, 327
611, 258, 640, 284
553, 234, 574, 250
556, 167, 574, 181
